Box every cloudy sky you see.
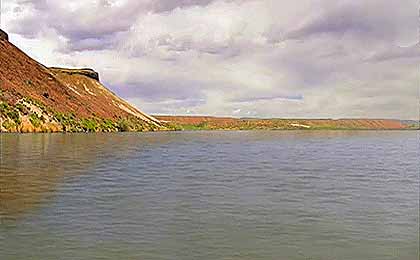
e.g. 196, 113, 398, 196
1, 0, 419, 119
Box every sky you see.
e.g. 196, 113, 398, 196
1, 0, 419, 119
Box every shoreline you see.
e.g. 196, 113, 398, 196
1, 127, 417, 134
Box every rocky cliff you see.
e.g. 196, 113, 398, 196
0, 30, 164, 132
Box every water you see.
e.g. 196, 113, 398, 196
0, 131, 418, 260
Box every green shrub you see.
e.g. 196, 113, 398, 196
7, 110, 20, 125
54, 112, 79, 132
118, 119, 132, 132
24, 97, 50, 113
0, 102, 21, 125
81, 118, 98, 132
2, 120, 15, 130
100, 119, 117, 132
0, 102, 10, 113
29, 113, 42, 127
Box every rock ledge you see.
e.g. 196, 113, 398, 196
49, 67, 100, 81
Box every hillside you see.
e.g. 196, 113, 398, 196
155, 116, 410, 130
0, 30, 164, 133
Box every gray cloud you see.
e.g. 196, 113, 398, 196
9, 0, 147, 46
8, 0, 230, 45
366, 43, 420, 62
112, 79, 206, 102
231, 94, 304, 103
285, 6, 385, 41
152, 0, 215, 12
280, 1, 417, 43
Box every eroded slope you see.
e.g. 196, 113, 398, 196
0, 35, 162, 132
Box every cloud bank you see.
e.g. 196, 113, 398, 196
2, 0, 418, 119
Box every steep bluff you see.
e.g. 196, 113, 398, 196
0, 30, 164, 132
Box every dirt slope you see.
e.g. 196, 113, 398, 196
0, 32, 162, 132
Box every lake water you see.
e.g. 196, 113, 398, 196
0, 131, 418, 260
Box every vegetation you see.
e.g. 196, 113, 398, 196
100, 119, 118, 132
52, 112, 161, 133
0, 97, 165, 132
24, 97, 51, 114
181, 121, 209, 130
54, 112, 79, 132
163, 123, 183, 131
2, 119, 16, 131
407, 124, 419, 130
0, 102, 21, 125
80, 118, 99, 132
117, 117, 160, 132
29, 113, 42, 128
117, 118, 132, 132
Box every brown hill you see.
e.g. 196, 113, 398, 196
0, 30, 163, 132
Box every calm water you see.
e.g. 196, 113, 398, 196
0, 131, 418, 260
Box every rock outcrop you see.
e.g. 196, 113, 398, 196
0, 29, 8, 41
49, 67, 100, 81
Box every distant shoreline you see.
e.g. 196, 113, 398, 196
1, 115, 418, 133
0, 114, 417, 133
154, 115, 418, 131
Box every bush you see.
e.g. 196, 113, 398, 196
29, 113, 42, 128
81, 118, 98, 132
118, 119, 132, 132
0, 102, 21, 125
54, 112, 79, 132
100, 119, 117, 132
2, 120, 15, 130
0, 102, 10, 113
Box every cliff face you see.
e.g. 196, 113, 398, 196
0, 32, 163, 132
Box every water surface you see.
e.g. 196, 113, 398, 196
0, 131, 418, 260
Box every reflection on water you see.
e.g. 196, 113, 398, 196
0, 131, 418, 260
0, 134, 174, 220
